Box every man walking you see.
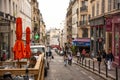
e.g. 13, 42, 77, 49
77, 50, 81, 63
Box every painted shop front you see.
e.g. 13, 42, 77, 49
90, 16, 105, 56
111, 13, 120, 66
72, 38, 90, 53
105, 12, 120, 66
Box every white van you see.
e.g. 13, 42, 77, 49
30, 44, 49, 77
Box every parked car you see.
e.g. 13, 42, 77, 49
30, 44, 49, 77
59, 50, 64, 56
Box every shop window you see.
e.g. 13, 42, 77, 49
115, 26, 119, 56
99, 27, 103, 37
109, 33, 112, 50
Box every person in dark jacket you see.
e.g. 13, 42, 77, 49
102, 49, 106, 65
97, 50, 102, 68
106, 49, 114, 70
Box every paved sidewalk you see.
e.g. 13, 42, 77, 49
73, 57, 120, 80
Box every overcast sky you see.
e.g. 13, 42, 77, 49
38, 0, 69, 30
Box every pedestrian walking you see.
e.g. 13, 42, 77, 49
76, 50, 81, 63
81, 49, 86, 61
90, 50, 94, 59
102, 49, 106, 65
106, 49, 114, 70
97, 50, 102, 66
2, 52, 6, 61
63, 52, 68, 66
68, 53, 72, 66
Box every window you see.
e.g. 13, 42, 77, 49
96, 2, 99, 16
16, 5, 17, 16
13, 2, 15, 16
82, 1, 88, 7
82, 28, 88, 37
9, 0, 11, 14
108, 0, 112, 11
113, 0, 117, 9
81, 15, 87, 25
115, 26, 119, 56
101, 0, 105, 13
92, 5, 95, 17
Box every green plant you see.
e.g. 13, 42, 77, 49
71, 46, 77, 56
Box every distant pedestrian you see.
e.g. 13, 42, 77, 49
28, 56, 37, 68
63, 52, 68, 66
76, 50, 81, 63
81, 49, 86, 61
90, 50, 94, 59
2, 52, 6, 61
97, 50, 102, 64
102, 49, 106, 65
68, 53, 72, 66
106, 49, 114, 70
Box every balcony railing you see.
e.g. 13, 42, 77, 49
80, 6, 88, 12
0, 11, 16, 22
79, 20, 89, 26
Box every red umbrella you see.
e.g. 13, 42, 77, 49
25, 27, 31, 58
13, 17, 26, 60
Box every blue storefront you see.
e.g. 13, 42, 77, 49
72, 38, 90, 53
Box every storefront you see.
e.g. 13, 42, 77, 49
112, 13, 120, 66
0, 11, 16, 60
72, 38, 90, 53
90, 16, 105, 56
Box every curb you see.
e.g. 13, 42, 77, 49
74, 62, 115, 80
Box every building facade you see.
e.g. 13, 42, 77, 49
66, 0, 91, 52
66, 1, 73, 45
0, 0, 32, 59
0, 0, 16, 59
90, 0, 120, 66
40, 13, 46, 45
72, 0, 78, 39
49, 29, 60, 48
31, 0, 41, 43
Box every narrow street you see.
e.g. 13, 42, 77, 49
45, 50, 104, 80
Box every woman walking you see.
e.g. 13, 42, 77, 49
106, 49, 114, 70
63, 52, 68, 66
76, 50, 81, 63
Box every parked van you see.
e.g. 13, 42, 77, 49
30, 44, 49, 77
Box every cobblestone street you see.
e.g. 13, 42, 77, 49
45, 50, 104, 80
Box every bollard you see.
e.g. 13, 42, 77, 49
89, 60, 90, 69
82, 59, 83, 66
85, 59, 86, 67
105, 63, 108, 77
93, 60, 94, 71
98, 62, 101, 74
116, 67, 118, 80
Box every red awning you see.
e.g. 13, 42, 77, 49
73, 38, 90, 42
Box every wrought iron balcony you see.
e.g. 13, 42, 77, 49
79, 20, 88, 26
80, 6, 88, 12
0, 11, 16, 22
